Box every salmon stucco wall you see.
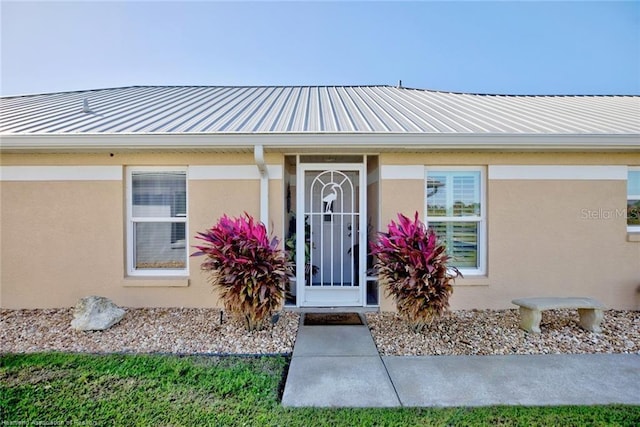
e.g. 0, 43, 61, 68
0, 152, 284, 309
1, 180, 125, 308
377, 152, 640, 311
485, 179, 638, 309
2, 150, 639, 310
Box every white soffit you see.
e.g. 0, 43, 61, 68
488, 165, 628, 180
0, 165, 122, 181
188, 165, 283, 180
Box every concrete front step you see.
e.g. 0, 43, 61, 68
282, 355, 400, 407
283, 321, 399, 407
292, 325, 379, 357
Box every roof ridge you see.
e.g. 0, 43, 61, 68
0, 85, 143, 99
1, 85, 399, 99
400, 86, 640, 98
2, 85, 638, 99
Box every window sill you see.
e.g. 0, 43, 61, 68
122, 277, 189, 287
627, 232, 640, 242
453, 276, 490, 287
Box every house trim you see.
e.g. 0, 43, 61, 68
380, 165, 424, 180
296, 162, 367, 307
488, 165, 628, 180
0, 165, 122, 181
126, 166, 189, 278
424, 166, 487, 276
188, 165, 283, 180
1, 133, 639, 153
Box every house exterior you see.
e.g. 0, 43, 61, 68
1, 85, 639, 310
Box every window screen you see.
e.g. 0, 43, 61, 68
128, 170, 187, 274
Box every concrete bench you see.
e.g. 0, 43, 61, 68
511, 297, 606, 333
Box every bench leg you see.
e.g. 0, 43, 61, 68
518, 307, 542, 333
578, 309, 603, 333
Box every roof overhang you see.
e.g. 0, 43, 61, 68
1, 132, 639, 153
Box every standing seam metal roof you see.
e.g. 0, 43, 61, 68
1, 85, 639, 135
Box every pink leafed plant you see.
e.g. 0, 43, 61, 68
192, 213, 292, 331
370, 212, 460, 332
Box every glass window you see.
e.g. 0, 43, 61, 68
629, 169, 640, 230
426, 169, 485, 274
127, 169, 188, 275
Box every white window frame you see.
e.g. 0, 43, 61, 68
629, 167, 640, 233
424, 166, 486, 276
126, 166, 189, 277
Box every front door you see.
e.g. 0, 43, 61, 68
297, 163, 366, 306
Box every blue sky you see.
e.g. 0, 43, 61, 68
1, 1, 639, 96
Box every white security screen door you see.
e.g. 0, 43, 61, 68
297, 164, 366, 306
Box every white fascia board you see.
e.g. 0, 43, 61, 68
1, 133, 639, 152
489, 165, 628, 180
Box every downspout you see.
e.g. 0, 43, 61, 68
254, 144, 269, 231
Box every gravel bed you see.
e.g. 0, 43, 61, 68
1, 308, 299, 355
366, 309, 640, 356
2, 308, 638, 356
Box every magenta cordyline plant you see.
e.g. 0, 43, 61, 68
192, 213, 292, 331
370, 212, 460, 332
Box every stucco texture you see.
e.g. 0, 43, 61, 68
1, 151, 639, 309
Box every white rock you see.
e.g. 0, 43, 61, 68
70, 296, 125, 331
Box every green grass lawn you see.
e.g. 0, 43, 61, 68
1, 353, 638, 426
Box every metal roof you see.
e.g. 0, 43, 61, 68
1, 85, 639, 136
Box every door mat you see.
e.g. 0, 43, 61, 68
303, 312, 363, 326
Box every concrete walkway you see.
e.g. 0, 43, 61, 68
282, 314, 640, 407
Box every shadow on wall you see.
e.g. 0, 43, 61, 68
636, 285, 640, 310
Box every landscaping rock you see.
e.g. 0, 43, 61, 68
70, 296, 125, 331
1, 307, 636, 356
1, 308, 299, 354
366, 309, 640, 356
